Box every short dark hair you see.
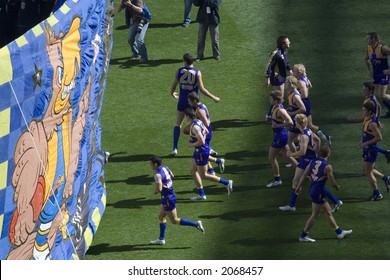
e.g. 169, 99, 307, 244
318, 145, 330, 158
277, 35, 288, 48
367, 31, 379, 42
363, 81, 374, 94
183, 53, 194, 65
184, 107, 196, 119
363, 100, 376, 114
150, 156, 162, 166
188, 91, 200, 103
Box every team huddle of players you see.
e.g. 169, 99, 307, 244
264, 33, 390, 242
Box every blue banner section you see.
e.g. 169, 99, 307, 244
0, 0, 113, 259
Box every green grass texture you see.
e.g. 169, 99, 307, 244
84, 0, 390, 260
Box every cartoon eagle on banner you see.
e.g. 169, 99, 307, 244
0, 0, 113, 260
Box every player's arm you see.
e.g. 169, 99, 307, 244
153, 173, 163, 194
197, 109, 210, 127
171, 70, 179, 99
364, 47, 373, 78
360, 122, 382, 148
324, 164, 340, 191
298, 79, 310, 96
197, 71, 220, 102
312, 132, 321, 154
188, 125, 205, 147
289, 96, 306, 117
275, 108, 293, 128
381, 45, 390, 56
291, 134, 309, 158
295, 163, 311, 195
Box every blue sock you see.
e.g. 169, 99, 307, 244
383, 175, 389, 182
159, 222, 167, 240
300, 231, 307, 238
373, 189, 380, 196
288, 189, 298, 207
219, 178, 229, 186
208, 167, 215, 174
198, 188, 206, 197
373, 145, 388, 155
216, 158, 222, 164
324, 187, 338, 204
382, 99, 390, 112
335, 227, 342, 235
179, 218, 197, 227
173, 126, 180, 150
274, 176, 281, 181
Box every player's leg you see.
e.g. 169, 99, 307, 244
171, 110, 185, 155
190, 158, 207, 200
150, 205, 167, 245
167, 209, 204, 233
266, 147, 282, 187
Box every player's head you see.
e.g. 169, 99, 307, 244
183, 53, 194, 65
318, 145, 330, 159
149, 156, 162, 169
184, 107, 196, 120
362, 81, 374, 96
293, 64, 306, 78
285, 76, 298, 92
277, 35, 290, 49
362, 100, 376, 116
188, 91, 200, 106
270, 90, 283, 104
366, 32, 379, 44
295, 113, 308, 128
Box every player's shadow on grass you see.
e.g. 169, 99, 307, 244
86, 243, 190, 256
107, 152, 192, 163
199, 208, 283, 222
109, 56, 182, 68
212, 119, 261, 131
106, 198, 161, 209
106, 175, 152, 186
222, 150, 267, 161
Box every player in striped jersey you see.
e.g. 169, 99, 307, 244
170, 53, 220, 156
360, 102, 390, 200
184, 108, 233, 200
296, 146, 352, 242
364, 32, 390, 117
266, 90, 297, 188
187, 92, 224, 174
149, 156, 204, 245
348, 81, 390, 163
293, 64, 332, 146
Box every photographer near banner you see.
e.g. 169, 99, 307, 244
116, 0, 151, 64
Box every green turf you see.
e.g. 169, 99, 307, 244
84, 0, 390, 260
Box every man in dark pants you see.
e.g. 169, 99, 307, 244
193, 0, 221, 61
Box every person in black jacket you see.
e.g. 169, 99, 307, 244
193, 0, 221, 61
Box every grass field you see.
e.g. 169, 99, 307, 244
84, 0, 390, 260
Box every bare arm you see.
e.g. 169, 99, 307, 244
291, 134, 309, 158
196, 109, 210, 127
360, 122, 382, 148
153, 173, 163, 194
295, 164, 311, 195
188, 125, 206, 147
288, 95, 306, 117
272, 108, 293, 128
364, 47, 373, 78
324, 164, 340, 191
170, 70, 179, 99
197, 71, 220, 102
